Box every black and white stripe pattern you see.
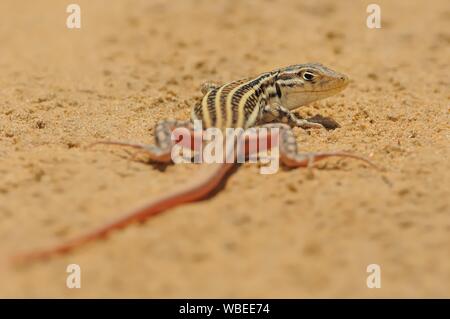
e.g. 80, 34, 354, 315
192, 71, 279, 129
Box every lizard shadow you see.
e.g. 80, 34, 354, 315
202, 164, 241, 200
120, 150, 170, 172
299, 113, 341, 130
137, 157, 240, 199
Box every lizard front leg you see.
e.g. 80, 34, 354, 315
262, 104, 324, 129
90, 119, 194, 163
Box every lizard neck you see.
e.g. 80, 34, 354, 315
261, 71, 282, 106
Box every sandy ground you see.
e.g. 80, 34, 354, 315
0, 0, 449, 298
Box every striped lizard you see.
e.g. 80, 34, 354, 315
13, 63, 376, 263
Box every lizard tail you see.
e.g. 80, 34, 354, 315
11, 162, 235, 265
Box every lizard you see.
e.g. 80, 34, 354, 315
12, 63, 377, 263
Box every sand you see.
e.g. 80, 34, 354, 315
0, 0, 449, 297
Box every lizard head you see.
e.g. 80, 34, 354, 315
274, 63, 349, 110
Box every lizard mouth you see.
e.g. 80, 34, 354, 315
311, 82, 349, 93
291, 83, 348, 94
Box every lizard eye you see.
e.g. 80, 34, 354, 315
302, 72, 315, 81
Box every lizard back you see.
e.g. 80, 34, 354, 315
191, 72, 277, 129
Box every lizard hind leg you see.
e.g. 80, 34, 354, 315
89, 120, 193, 163
259, 123, 378, 169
